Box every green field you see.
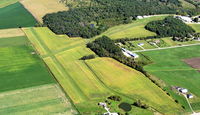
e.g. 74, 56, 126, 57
0, 33, 77, 114
189, 24, 200, 33
0, 2, 37, 29
179, 0, 196, 9
23, 27, 184, 114
0, 84, 76, 115
96, 15, 168, 39
142, 45, 200, 111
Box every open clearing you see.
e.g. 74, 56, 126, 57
20, 0, 68, 23
184, 58, 200, 71
23, 27, 183, 114
0, 28, 24, 38
0, 0, 19, 8
0, 2, 37, 29
96, 15, 167, 39
0, 84, 76, 115
142, 45, 200, 111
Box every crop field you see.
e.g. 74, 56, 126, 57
0, 0, 19, 8
0, 36, 28, 47
0, 84, 76, 115
0, 2, 37, 29
142, 45, 200, 111
189, 24, 200, 33
179, 0, 196, 9
97, 15, 168, 40
20, 0, 68, 23
86, 57, 183, 114
0, 28, 24, 38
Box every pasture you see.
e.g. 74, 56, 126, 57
97, 15, 167, 39
142, 45, 200, 111
0, 36, 28, 47
0, 2, 36, 29
0, 84, 77, 115
20, 0, 68, 23
0, 28, 24, 38
179, 0, 196, 9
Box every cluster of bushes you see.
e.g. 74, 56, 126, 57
145, 16, 195, 38
132, 100, 149, 109
87, 36, 145, 73
43, 0, 184, 38
80, 54, 96, 60
107, 96, 121, 101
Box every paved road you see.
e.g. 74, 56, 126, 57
132, 43, 200, 53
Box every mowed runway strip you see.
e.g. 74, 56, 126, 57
23, 27, 183, 114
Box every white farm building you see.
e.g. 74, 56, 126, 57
122, 48, 139, 58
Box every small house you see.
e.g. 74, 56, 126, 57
179, 88, 188, 93
187, 94, 194, 99
138, 43, 144, 46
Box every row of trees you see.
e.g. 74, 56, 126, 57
87, 36, 145, 73
43, 0, 184, 38
145, 16, 195, 37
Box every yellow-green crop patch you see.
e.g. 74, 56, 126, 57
189, 24, 200, 33
0, 84, 77, 115
97, 15, 168, 39
86, 57, 183, 114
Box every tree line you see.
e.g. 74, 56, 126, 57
43, 0, 187, 38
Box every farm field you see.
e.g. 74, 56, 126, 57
0, 28, 24, 38
0, 84, 76, 115
0, 33, 77, 114
0, 0, 19, 8
23, 27, 183, 114
97, 15, 168, 40
179, 0, 196, 9
189, 24, 200, 32
20, 0, 68, 23
0, 2, 37, 29
142, 45, 200, 111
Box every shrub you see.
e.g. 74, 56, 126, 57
118, 102, 132, 112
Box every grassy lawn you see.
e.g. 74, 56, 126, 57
0, 84, 77, 115
142, 45, 200, 111
0, 2, 37, 29
189, 24, 200, 33
0, 0, 19, 8
96, 15, 168, 40
20, 0, 68, 23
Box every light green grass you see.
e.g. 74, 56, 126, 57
189, 24, 200, 33
0, 2, 37, 29
97, 15, 168, 39
142, 45, 200, 111
0, 84, 77, 115
86, 57, 183, 114
0, 36, 28, 47
0, 0, 19, 8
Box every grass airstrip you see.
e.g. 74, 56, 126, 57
142, 45, 200, 112
0, 30, 77, 114
23, 27, 183, 114
0, 2, 37, 29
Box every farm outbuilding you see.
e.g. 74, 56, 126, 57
187, 94, 194, 99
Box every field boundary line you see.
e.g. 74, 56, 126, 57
133, 43, 200, 53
